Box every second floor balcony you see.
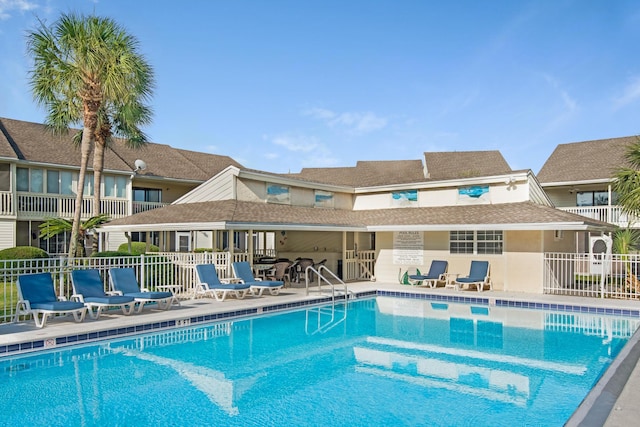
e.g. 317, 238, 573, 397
0, 191, 168, 220
558, 205, 640, 228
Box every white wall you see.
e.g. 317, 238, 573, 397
0, 220, 15, 250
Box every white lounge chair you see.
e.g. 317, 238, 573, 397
452, 261, 492, 292
109, 268, 172, 312
70, 269, 136, 319
232, 261, 284, 296
408, 260, 448, 287
194, 264, 252, 301
14, 272, 87, 328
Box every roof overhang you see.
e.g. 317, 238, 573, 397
540, 179, 613, 188
366, 222, 612, 232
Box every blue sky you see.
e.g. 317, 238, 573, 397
2, 1, 640, 174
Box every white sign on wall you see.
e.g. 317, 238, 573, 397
393, 231, 424, 265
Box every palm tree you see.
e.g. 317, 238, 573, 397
90, 100, 152, 254
27, 13, 154, 258
39, 214, 111, 257
613, 138, 640, 217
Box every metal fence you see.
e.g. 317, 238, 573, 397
543, 252, 640, 299
0, 252, 252, 324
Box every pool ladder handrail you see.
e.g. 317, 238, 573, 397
304, 264, 352, 301
305, 301, 348, 335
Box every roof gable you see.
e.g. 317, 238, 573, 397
537, 136, 636, 184
424, 151, 512, 180
0, 117, 243, 181
288, 159, 425, 187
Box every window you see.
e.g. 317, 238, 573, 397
60, 171, 74, 195
450, 231, 503, 254
577, 190, 617, 207
133, 188, 162, 202
16, 167, 46, 193
0, 164, 9, 191
46, 170, 60, 194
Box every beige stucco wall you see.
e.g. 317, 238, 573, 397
373, 229, 557, 293
353, 182, 530, 210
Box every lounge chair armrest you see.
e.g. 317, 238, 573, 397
140, 287, 151, 292
57, 296, 69, 301
220, 278, 243, 284
70, 294, 85, 302
105, 291, 120, 296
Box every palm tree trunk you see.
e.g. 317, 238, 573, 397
91, 125, 108, 255
69, 132, 92, 257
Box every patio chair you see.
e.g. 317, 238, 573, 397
194, 264, 252, 301
14, 272, 87, 328
70, 269, 136, 319
408, 260, 448, 288
108, 268, 172, 313
295, 258, 315, 283
452, 261, 492, 292
264, 260, 294, 287
232, 261, 284, 296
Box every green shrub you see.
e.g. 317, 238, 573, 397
194, 248, 213, 253
91, 251, 134, 258
0, 246, 49, 260
117, 242, 159, 255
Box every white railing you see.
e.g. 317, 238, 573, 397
133, 201, 169, 214
0, 191, 13, 215
543, 252, 640, 299
558, 205, 640, 228
15, 193, 129, 220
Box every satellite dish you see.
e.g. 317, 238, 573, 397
134, 159, 147, 172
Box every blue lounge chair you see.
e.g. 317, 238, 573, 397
109, 268, 172, 312
232, 261, 284, 296
70, 269, 136, 319
14, 272, 87, 328
408, 260, 448, 288
194, 264, 252, 301
453, 261, 492, 292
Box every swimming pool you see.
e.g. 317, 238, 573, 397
0, 296, 637, 426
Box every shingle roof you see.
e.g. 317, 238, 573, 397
287, 160, 426, 187
104, 199, 610, 231
537, 136, 637, 183
0, 117, 243, 181
424, 151, 512, 180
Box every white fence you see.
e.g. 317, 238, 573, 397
1, 250, 371, 324
543, 252, 640, 299
558, 206, 640, 228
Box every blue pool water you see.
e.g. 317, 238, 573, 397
0, 297, 638, 427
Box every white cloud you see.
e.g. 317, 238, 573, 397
0, 0, 38, 20
613, 76, 640, 110
303, 107, 388, 134
270, 134, 319, 152
543, 73, 578, 113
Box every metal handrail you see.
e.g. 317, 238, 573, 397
304, 264, 350, 301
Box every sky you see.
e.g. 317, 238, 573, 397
2, 0, 640, 175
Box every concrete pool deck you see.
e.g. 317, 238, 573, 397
1, 280, 639, 426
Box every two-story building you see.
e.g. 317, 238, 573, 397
0, 117, 241, 254
538, 136, 639, 251
101, 150, 611, 293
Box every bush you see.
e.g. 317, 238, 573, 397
91, 251, 134, 258
0, 246, 49, 260
194, 248, 214, 253
117, 242, 159, 255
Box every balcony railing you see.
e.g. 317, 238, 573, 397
558, 205, 640, 227
0, 191, 12, 215
133, 201, 169, 214
2, 193, 167, 220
